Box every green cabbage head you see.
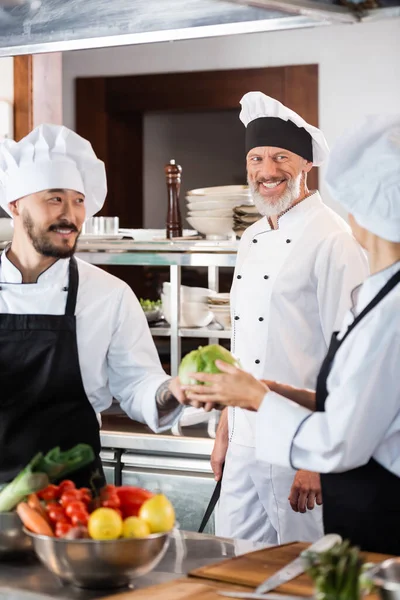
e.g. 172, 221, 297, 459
178, 344, 239, 385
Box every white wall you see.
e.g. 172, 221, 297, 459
62, 18, 400, 219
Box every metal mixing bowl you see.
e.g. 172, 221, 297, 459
25, 529, 170, 589
0, 512, 32, 557
368, 558, 400, 600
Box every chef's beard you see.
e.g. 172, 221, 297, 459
22, 211, 79, 259
249, 172, 302, 218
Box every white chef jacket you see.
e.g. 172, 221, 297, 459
229, 191, 369, 446
0, 250, 182, 432
256, 260, 400, 475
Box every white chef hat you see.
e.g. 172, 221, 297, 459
325, 115, 400, 243
239, 92, 329, 167
0, 124, 107, 218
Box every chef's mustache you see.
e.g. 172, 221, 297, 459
48, 221, 79, 233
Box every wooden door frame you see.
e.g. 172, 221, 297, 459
13, 53, 63, 141
75, 65, 319, 229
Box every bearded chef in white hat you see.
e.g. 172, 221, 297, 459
185, 114, 400, 555
0, 124, 185, 487
195, 93, 369, 545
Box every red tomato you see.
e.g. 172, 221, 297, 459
70, 511, 89, 526
60, 490, 81, 507
78, 488, 92, 504
65, 501, 87, 518
101, 495, 120, 510
48, 506, 68, 524
115, 487, 154, 519
58, 480, 76, 495
103, 484, 116, 493
38, 484, 59, 502
100, 485, 121, 510
55, 522, 73, 538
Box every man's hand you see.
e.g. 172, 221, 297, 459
168, 376, 187, 405
211, 409, 229, 481
288, 470, 322, 513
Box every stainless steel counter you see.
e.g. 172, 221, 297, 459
0, 531, 262, 599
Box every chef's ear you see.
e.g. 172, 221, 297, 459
303, 160, 314, 174
8, 201, 20, 218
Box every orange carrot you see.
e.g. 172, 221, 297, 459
27, 493, 50, 523
16, 502, 54, 537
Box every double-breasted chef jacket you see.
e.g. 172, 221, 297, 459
215, 191, 369, 544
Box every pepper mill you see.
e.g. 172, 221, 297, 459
165, 159, 183, 239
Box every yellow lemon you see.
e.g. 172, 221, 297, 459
88, 508, 123, 540
122, 516, 151, 538
138, 494, 175, 533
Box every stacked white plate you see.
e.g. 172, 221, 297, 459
185, 185, 252, 239
207, 293, 231, 330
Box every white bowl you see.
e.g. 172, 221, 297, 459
162, 283, 216, 302
187, 216, 233, 237
161, 294, 213, 328
188, 208, 233, 218
187, 185, 249, 197
210, 307, 231, 330
0, 218, 13, 242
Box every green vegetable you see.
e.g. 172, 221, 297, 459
0, 453, 49, 512
0, 444, 95, 512
139, 298, 161, 312
37, 444, 95, 480
178, 344, 239, 385
303, 540, 372, 600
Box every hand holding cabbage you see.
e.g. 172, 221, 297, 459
179, 344, 268, 411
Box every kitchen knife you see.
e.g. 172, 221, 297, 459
218, 533, 342, 600
219, 593, 310, 600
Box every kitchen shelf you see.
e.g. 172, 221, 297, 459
150, 324, 232, 339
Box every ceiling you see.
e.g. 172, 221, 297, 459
0, 0, 398, 56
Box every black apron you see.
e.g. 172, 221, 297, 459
0, 256, 105, 488
315, 267, 400, 554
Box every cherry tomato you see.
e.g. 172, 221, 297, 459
103, 484, 116, 493
48, 506, 68, 524
38, 484, 59, 502
78, 488, 92, 504
101, 495, 120, 510
71, 511, 89, 526
100, 485, 120, 510
55, 522, 73, 538
65, 501, 87, 518
58, 480, 76, 495
60, 490, 81, 507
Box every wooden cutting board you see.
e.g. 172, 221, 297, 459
189, 541, 393, 597
103, 577, 251, 600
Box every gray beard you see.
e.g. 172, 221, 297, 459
249, 172, 302, 218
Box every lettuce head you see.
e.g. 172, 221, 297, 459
178, 344, 239, 385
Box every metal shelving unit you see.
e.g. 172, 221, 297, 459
75, 238, 238, 376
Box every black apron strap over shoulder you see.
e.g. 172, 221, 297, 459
340, 268, 400, 346
65, 257, 79, 316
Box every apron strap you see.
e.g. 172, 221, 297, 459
340, 267, 400, 346
65, 257, 79, 316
